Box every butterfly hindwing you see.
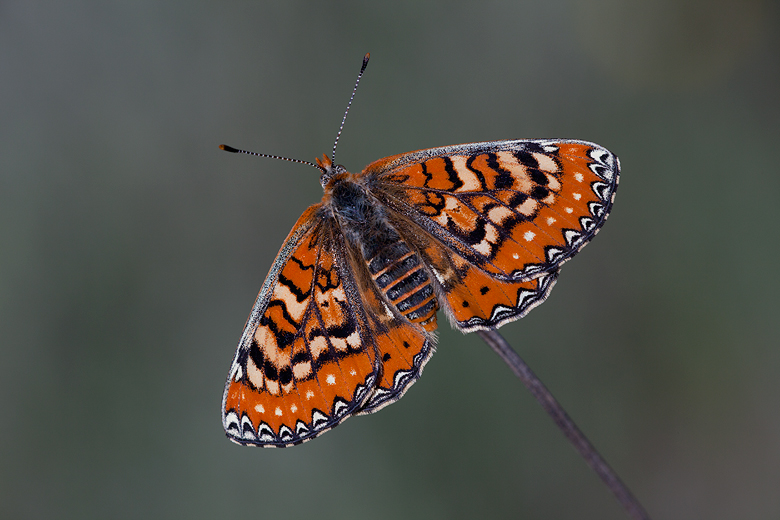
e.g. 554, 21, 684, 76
355, 288, 435, 415
327, 224, 436, 416
430, 244, 560, 332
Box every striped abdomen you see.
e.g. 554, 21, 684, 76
367, 241, 438, 331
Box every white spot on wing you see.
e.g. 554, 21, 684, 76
309, 335, 328, 358
331, 336, 349, 351
272, 283, 308, 320
326, 374, 336, 385
473, 223, 499, 255
517, 198, 538, 216
574, 172, 584, 182
533, 152, 559, 173
275, 407, 282, 416
290, 404, 297, 413
487, 205, 513, 224
546, 175, 561, 191
474, 240, 492, 255
255, 404, 265, 414
565, 207, 573, 214
524, 231, 536, 242
573, 192, 581, 200
306, 390, 314, 400
346, 330, 360, 348
247, 355, 264, 390
547, 217, 556, 225
451, 155, 481, 191
293, 361, 312, 379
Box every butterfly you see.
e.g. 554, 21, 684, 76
220, 54, 620, 447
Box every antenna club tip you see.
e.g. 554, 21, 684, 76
219, 144, 239, 153
362, 53, 370, 69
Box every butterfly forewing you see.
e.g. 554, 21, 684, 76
367, 139, 619, 282
223, 207, 381, 446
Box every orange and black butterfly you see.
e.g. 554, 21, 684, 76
220, 54, 619, 447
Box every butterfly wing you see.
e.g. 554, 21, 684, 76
418, 236, 561, 331
223, 205, 381, 446
364, 139, 618, 330
347, 275, 435, 415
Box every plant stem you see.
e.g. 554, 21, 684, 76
478, 329, 651, 520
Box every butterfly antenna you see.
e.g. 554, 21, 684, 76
331, 53, 370, 165
218, 144, 322, 171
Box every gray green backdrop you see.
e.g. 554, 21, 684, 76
2, 1, 779, 519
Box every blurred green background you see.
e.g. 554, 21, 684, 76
2, 1, 779, 519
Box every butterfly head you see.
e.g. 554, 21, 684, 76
316, 154, 348, 188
